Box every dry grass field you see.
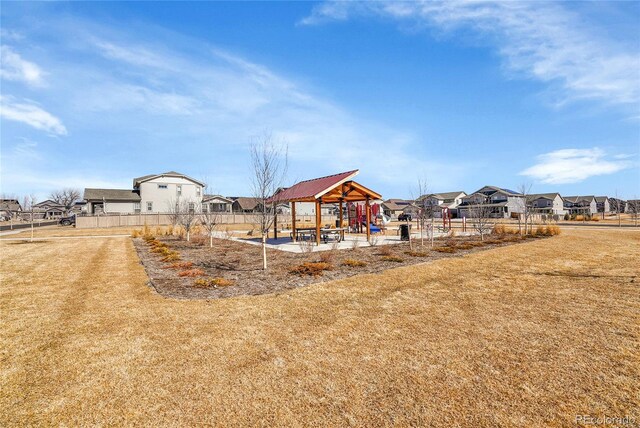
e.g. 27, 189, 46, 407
1, 229, 638, 426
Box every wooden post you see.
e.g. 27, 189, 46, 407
315, 199, 321, 246
339, 200, 343, 228
274, 207, 278, 240
365, 198, 371, 243
291, 202, 296, 242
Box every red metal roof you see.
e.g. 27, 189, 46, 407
270, 170, 359, 202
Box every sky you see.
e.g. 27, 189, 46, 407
1, 1, 639, 201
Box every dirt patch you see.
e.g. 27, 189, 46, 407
134, 234, 540, 299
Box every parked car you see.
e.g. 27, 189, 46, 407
59, 214, 76, 226
397, 213, 412, 221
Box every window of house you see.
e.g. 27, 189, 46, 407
147, 202, 153, 211
158, 184, 168, 189
202, 204, 208, 213
196, 187, 201, 196
188, 203, 195, 213
134, 202, 141, 213
177, 185, 182, 196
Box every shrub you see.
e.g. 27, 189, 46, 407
546, 225, 561, 236
318, 251, 334, 263
575, 215, 584, 221
289, 262, 333, 277
456, 243, 475, 250
405, 250, 428, 257
590, 217, 600, 222
151, 246, 171, 255
178, 268, 205, 277
342, 259, 367, 267
161, 252, 181, 262
193, 277, 235, 288
492, 224, 506, 235
164, 261, 194, 270
351, 238, 360, 251
190, 235, 207, 246
165, 225, 174, 236
381, 255, 404, 263
434, 247, 457, 253
131, 229, 141, 238
377, 245, 393, 256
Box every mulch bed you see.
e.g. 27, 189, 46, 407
134, 234, 540, 299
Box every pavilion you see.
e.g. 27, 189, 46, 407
270, 170, 382, 245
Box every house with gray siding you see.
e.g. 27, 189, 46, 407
458, 185, 524, 218
418, 191, 466, 218
381, 199, 412, 219
563, 196, 597, 215
595, 196, 610, 214
0, 199, 22, 220
527, 193, 567, 216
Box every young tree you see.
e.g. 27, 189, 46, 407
469, 193, 493, 241
200, 202, 221, 248
168, 197, 200, 241
629, 197, 639, 227
22, 194, 37, 242
516, 183, 533, 236
49, 188, 81, 214
250, 134, 288, 270
413, 178, 433, 247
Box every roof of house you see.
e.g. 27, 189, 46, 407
594, 196, 609, 203
231, 197, 261, 211
0, 199, 22, 211
527, 193, 560, 201
33, 200, 65, 208
563, 195, 595, 203
203, 194, 233, 203
476, 185, 521, 196
84, 188, 141, 201
422, 191, 466, 200
132, 171, 205, 188
382, 199, 412, 211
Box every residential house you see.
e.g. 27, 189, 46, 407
381, 199, 412, 219
0, 199, 22, 220
418, 191, 467, 218
84, 171, 205, 214
202, 195, 232, 213
595, 196, 610, 214
563, 196, 597, 216
527, 193, 567, 216
231, 197, 261, 213
626, 200, 639, 215
609, 198, 626, 214
457, 185, 524, 218
33, 200, 66, 219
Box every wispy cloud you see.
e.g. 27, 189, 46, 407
0, 95, 67, 135
0, 45, 46, 87
301, 1, 640, 107
520, 148, 632, 184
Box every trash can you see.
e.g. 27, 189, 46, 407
400, 224, 410, 241
335, 220, 341, 228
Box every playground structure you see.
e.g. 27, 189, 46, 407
269, 170, 383, 245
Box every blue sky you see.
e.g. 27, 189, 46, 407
1, 1, 639, 200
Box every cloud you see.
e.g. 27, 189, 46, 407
520, 148, 632, 184
0, 45, 45, 86
0, 95, 67, 135
300, 1, 640, 107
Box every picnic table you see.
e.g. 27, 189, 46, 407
290, 227, 347, 243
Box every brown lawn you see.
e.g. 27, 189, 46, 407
1, 229, 638, 427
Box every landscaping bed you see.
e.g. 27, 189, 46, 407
134, 233, 546, 299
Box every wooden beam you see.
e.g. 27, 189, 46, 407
315, 199, 321, 246
339, 200, 343, 229
365, 197, 371, 243
291, 202, 296, 242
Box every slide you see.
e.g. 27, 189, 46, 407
377, 214, 391, 226
363, 222, 381, 234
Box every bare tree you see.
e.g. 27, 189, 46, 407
516, 183, 533, 236
49, 188, 81, 214
199, 196, 222, 248
469, 193, 493, 241
250, 134, 288, 270
22, 194, 37, 242
413, 178, 434, 247
168, 197, 200, 241
629, 197, 639, 227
